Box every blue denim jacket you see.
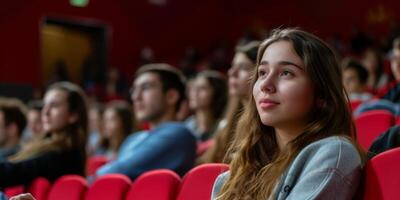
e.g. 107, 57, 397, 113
211, 136, 362, 200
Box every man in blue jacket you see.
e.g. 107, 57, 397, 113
96, 63, 196, 179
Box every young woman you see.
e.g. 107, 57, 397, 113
95, 100, 136, 159
197, 40, 260, 163
342, 58, 373, 101
0, 82, 88, 188
186, 70, 227, 141
212, 28, 364, 199
361, 48, 389, 92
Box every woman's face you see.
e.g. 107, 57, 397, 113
253, 41, 315, 132
228, 52, 254, 99
342, 68, 363, 93
362, 50, 378, 73
103, 108, 122, 138
42, 89, 77, 133
27, 109, 42, 137
189, 76, 214, 110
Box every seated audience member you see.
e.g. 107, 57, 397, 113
353, 37, 400, 116
0, 98, 27, 159
86, 102, 104, 156
376, 37, 400, 103
96, 63, 197, 180
0, 82, 88, 188
361, 48, 389, 93
212, 28, 364, 199
94, 100, 136, 159
342, 58, 373, 101
22, 100, 43, 142
185, 70, 227, 141
197, 40, 260, 164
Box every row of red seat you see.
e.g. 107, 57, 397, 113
354, 109, 397, 150
5, 163, 229, 200
6, 148, 400, 200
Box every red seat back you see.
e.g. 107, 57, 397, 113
27, 177, 51, 200
362, 147, 400, 200
176, 163, 229, 200
197, 140, 214, 156
85, 174, 131, 200
350, 100, 363, 112
4, 185, 24, 197
47, 175, 88, 200
86, 155, 109, 176
355, 110, 394, 150
126, 169, 181, 200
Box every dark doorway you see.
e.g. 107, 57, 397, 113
41, 17, 109, 89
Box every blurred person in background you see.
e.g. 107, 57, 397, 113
86, 102, 104, 156
0, 98, 26, 159
342, 58, 373, 101
96, 64, 196, 180
0, 82, 88, 188
21, 100, 43, 143
197, 40, 260, 164
361, 48, 389, 92
94, 100, 136, 159
185, 70, 227, 141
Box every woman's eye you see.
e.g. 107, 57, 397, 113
258, 70, 266, 76
280, 70, 293, 77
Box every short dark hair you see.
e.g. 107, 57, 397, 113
135, 63, 186, 111
0, 98, 27, 135
342, 58, 369, 84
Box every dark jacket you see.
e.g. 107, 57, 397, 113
368, 125, 400, 159
0, 149, 85, 188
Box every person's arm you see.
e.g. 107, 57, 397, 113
0, 151, 80, 188
96, 126, 196, 179
283, 139, 362, 200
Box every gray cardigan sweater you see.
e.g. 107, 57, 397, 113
211, 136, 362, 200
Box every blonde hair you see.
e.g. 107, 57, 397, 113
216, 28, 363, 199
10, 82, 88, 165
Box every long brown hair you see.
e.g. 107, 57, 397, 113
10, 82, 88, 164
98, 100, 136, 153
217, 28, 363, 199
197, 41, 260, 164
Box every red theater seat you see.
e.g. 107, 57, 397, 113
176, 163, 229, 200
85, 174, 131, 200
355, 110, 394, 150
47, 175, 88, 200
362, 147, 400, 200
126, 169, 181, 200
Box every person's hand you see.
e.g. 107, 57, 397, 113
9, 193, 36, 200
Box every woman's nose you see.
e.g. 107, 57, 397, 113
260, 75, 276, 93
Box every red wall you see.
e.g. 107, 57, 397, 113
0, 0, 399, 87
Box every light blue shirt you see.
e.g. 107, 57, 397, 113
96, 122, 197, 180
212, 136, 362, 200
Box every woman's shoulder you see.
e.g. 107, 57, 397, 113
290, 136, 361, 175
211, 171, 230, 200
